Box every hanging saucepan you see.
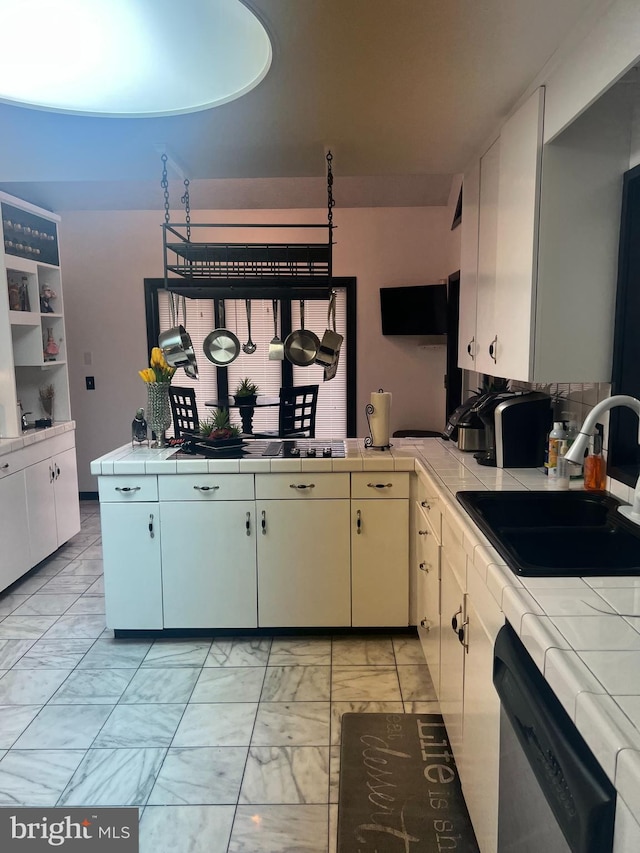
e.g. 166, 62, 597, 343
316, 290, 343, 377
159, 292, 199, 379
202, 300, 241, 366
284, 300, 320, 366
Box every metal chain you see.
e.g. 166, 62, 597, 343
161, 153, 170, 224
326, 150, 335, 229
181, 178, 191, 241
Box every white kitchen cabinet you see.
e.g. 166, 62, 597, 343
474, 137, 501, 375
351, 498, 409, 626
256, 497, 351, 627
415, 501, 441, 692
457, 580, 502, 853
458, 160, 481, 370
24, 445, 80, 566
439, 551, 466, 751
351, 473, 409, 627
0, 467, 30, 589
160, 500, 257, 628
100, 501, 163, 630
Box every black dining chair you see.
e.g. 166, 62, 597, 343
254, 384, 319, 439
169, 386, 200, 438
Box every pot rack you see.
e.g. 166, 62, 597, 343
161, 151, 335, 300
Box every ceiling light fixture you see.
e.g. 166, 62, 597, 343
0, 0, 272, 117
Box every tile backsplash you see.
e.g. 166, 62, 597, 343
461, 372, 635, 502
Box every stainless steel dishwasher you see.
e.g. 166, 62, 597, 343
493, 623, 616, 853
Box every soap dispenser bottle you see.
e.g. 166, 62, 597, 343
584, 426, 606, 491
546, 421, 567, 479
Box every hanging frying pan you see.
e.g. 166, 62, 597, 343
159, 293, 199, 379
202, 300, 241, 366
284, 300, 320, 366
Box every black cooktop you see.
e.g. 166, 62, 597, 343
170, 438, 345, 460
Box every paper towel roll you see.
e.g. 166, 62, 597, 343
369, 390, 392, 447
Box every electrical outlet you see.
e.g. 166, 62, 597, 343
86, 376, 95, 390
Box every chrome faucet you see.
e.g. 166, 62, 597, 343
564, 394, 640, 523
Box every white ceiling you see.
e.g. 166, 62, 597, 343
0, 0, 602, 211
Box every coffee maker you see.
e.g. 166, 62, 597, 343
473, 391, 551, 468
444, 394, 488, 452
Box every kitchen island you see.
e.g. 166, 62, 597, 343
91, 438, 415, 633
92, 436, 640, 851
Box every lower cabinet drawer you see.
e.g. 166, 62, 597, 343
158, 473, 255, 501
255, 472, 350, 500
351, 472, 410, 499
98, 476, 158, 502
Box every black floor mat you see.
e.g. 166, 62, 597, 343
337, 712, 480, 852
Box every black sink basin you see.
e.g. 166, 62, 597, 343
457, 490, 640, 576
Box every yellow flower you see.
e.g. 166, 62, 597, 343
150, 347, 166, 369
140, 347, 176, 384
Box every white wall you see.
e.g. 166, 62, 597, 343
60, 205, 457, 490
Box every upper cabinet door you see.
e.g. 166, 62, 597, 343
492, 87, 545, 381
475, 137, 501, 376
458, 161, 480, 370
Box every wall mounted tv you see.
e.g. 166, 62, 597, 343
380, 284, 448, 335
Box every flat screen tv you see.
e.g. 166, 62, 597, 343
380, 284, 448, 335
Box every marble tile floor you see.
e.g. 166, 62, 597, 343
0, 500, 440, 853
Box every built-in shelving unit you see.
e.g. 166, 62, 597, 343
0, 192, 70, 436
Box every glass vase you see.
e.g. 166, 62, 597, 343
147, 383, 171, 448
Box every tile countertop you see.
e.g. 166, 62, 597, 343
0, 421, 76, 456
90, 436, 640, 813
407, 437, 640, 822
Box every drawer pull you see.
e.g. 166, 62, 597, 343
115, 486, 141, 493
193, 485, 220, 492
289, 483, 315, 490
0, 463, 9, 470
246, 511, 251, 536
367, 482, 392, 489
421, 500, 431, 510
148, 513, 155, 538
261, 509, 266, 534
356, 509, 362, 535
418, 529, 429, 536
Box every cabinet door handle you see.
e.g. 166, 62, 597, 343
246, 511, 251, 536
420, 617, 431, 632
49, 464, 54, 483
289, 483, 315, 490
418, 529, 429, 536
460, 617, 469, 651
356, 509, 362, 534
420, 500, 431, 510
367, 482, 392, 489
55, 464, 60, 479
419, 561, 431, 572
467, 336, 475, 359
451, 606, 462, 633
115, 486, 141, 493
148, 513, 154, 538
489, 335, 498, 362
193, 485, 220, 492
261, 510, 266, 534
0, 463, 9, 470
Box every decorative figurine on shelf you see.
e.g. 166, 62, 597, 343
131, 407, 148, 446
43, 328, 59, 361
40, 284, 57, 313
19, 276, 30, 312
7, 280, 20, 311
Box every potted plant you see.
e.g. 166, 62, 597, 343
234, 376, 259, 406
199, 408, 242, 441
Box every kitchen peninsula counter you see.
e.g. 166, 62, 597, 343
92, 436, 640, 846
